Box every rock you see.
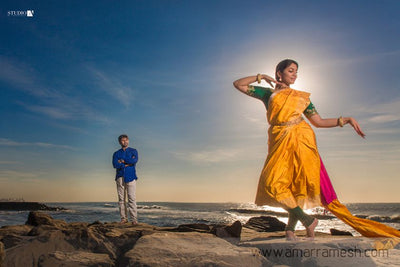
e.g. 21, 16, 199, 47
121, 232, 271, 267
330, 228, 353, 236
0, 225, 33, 237
211, 220, 242, 241
176, 223, 211, 232
225, 220, 242, 237
0, 241, 4, 267
0, 234, 25, 249
244, 216, 286, 232
240, 237, 382, 266
25, 211, 67, 228
3, 219, 151, 266
0, 202, 65, 211
4, 230, 76, 267
88, 220, 102, 227
37, 251, 114, 267
61, 224, 118, 259
211, 226, 232, 241
28, 225, 63, 236
172, 221, 243, 243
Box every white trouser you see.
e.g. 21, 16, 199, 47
116, 177, 137, 222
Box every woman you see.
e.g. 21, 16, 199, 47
233, 59, 400, 241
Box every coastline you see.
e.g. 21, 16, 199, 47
1, 211, 399, 266
0, 201, 65, 211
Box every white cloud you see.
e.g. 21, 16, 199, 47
366, 128, 400, 134
308, 49, 400, 69
359, 98, 400, 123
0, 138, 75, 150
23, 104, 72, 119
340, 98, 400, 128
172, 148, 240, 163
18, 101, 109, 123
0, 170, 39, 180
0, 56, 110, 123
369, 114, 400, 123
0, 56, 61, 98
86, 66, 135, 108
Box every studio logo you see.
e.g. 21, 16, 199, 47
7, 10, 34, 17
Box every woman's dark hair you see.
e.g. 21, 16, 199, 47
275, 59, 298, 81
118, 134, 129, 143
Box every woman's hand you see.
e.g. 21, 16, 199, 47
233, 74, 285, 95
261, 74, 282, 88
347, 117, 366, 139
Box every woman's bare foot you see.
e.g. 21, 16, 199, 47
285, 230, 297, 241
306, 218, 318, 239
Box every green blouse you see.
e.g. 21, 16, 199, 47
247, 85, 318, 118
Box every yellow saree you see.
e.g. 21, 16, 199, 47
246, 85, 400, 241
253, 87, 320, 209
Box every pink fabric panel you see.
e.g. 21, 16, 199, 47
319, 156, 337, 205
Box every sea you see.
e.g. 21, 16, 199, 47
1, 202, 400, 236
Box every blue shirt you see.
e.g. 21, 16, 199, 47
112, 147, 138, 183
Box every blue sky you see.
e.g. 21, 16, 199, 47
1, 0, 399, 202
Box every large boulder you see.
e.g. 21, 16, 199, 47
25, 211, 67, 228
0, 225, 33, 250
240, 237, 387, 266
3, 219, 155, 266
172, 221, 243, 240
211, 220, 242, 241
121, 231, 271, 266
244, 216, 286, 232
4, 230, 76, 267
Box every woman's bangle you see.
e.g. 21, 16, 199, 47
338, 116, 344, 127
256, 74, 262, 84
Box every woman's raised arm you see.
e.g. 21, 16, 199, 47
233, 74, 278, 94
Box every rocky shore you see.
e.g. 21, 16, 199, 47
1, 212, 399, 267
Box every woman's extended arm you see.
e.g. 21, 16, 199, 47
307, 114, 366, 138
233, 74, 278, 94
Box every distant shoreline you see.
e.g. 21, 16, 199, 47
0, 202, 65, 211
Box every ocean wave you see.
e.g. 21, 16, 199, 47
0, 210, 28, 215
138, 205, 163, 210
53, 209, 76, 214
391, 214, 400, 222
228, 208, 335, 220
363, 214, 400, 223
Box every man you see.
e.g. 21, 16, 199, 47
112, 134, 138, 224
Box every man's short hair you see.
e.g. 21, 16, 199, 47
118, 134, 129, 143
